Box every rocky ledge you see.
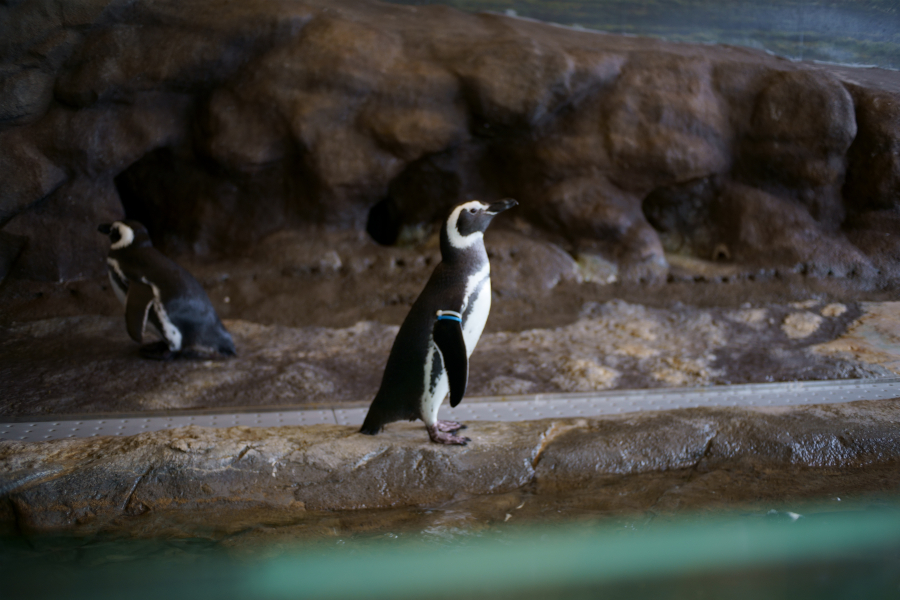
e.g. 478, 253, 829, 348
2, 398, 899, 538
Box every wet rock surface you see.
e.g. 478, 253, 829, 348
1, 0, 900, 287
1, 400, 898, 538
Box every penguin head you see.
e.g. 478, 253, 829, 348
443, 199, 518, 252
98, 220, 152, 251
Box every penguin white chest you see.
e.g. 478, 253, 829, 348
461, 264, 491, 356
106, 258, 128, 306
420, 263, 491, 425
145, 281, 183, 351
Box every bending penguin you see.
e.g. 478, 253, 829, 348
360, 198, 517, 445
98, 220, 236, 360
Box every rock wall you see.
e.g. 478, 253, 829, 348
2, 0, 899, 283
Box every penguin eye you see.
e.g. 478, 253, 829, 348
468, 208, 478, 214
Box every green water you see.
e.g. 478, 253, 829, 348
4, 504, 900, 600
388, 0, 900, 70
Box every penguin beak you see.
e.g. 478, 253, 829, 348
98, 224, 112, 235
486, 198, 518, 215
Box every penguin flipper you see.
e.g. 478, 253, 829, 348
125, 281, 155, 343
433, 314, 468, 408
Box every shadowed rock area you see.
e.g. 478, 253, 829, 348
2, 400, 899, 537
1, 0, 900, 287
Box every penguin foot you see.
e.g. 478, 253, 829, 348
435, 420, 465, 432
427, 424, 470, 445
139, 341, 175, 361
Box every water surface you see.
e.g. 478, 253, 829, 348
389, 0, 900, 69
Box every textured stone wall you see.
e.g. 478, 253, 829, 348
1, 0, 899, 284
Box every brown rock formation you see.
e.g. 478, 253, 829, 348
1, 0, 899, 286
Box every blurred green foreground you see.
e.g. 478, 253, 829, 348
3, 503, 900, 600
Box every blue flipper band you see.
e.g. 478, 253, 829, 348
437, 314, 462, 323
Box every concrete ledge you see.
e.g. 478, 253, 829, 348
2, 399, 899, 535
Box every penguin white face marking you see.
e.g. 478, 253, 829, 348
446, 201, 489, 250
109, 222, 135, 250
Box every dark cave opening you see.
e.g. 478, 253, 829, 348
114, 148, 195, 254
113, 147, 301, 257
366, 197, 403, 246
365, 146, 491, 246
642, 176, 721, 259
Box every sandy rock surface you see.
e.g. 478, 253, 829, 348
815, 302, 900, 375
0, 298, 884, 416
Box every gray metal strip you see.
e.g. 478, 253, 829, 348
3, 378, 899, 442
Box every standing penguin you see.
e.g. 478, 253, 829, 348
98, 220, 236, 360
360, 199, 517, 445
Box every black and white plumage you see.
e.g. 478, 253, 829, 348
98, 220, 236, 360
360, 199, 517, 445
